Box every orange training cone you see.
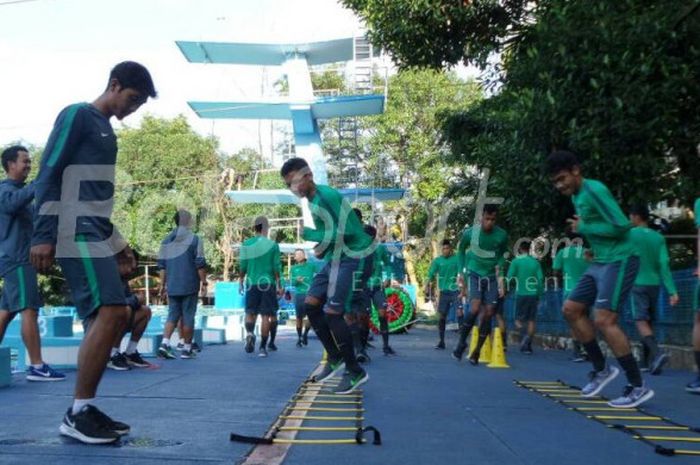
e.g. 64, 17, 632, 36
488, 327, 510, 368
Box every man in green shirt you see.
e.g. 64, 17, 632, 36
346, 208, 376, 363
552, 231, 591, 362
281, 157, 372, 394
360, 224, 396, 357
290, 248, 315, 347
688, 197, 700, 394
547, 150, 652, 408
628, 204, 679, 375
239, 216, 282, 358
453, 204, 509, 364
425, 239, 461, 350
506, 241, 543, 355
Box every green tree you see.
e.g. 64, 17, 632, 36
367, 69, 483, 293
444, 0, 700, 240
114, 115, 220, 261
342, 0, 532, 68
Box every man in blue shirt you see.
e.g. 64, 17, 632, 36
30, 62, 156, 444
157, 210, 207, 360
0, 145, 64, 382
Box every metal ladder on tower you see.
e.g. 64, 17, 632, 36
353, 35, 373, 93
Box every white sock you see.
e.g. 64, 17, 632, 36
126, 340, 138, 354
184, 343, 192, 351
110, 347, 119, 357
31, 363, 44, 369
72, 398, 95, 415
162, 338, 170, 347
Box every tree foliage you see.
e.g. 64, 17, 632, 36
341, 0, 532, 69
114, 115, 220, 261
443, 0, 700, 239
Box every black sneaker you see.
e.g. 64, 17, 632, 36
268, 342, 278, 352
523, 344, 533, 355
435, 341, 446, 350
107, 353, 131, 371
452, 344, 466, 361
59, 406, 121, 444
650, 353, 669, 376
176, 342, 184, 351
520, 336, 531, 353
258, 347, 268, 358
334, 369, 369, 394
357, 350, 371, 364
383, 346, 396, 356
244, 334, 256, 354
296, 339, 303, 348
124, 351, 150, 368
313, 359, 345, 383
468, 351, 480, 366
302, 333, 309, 346
157, 344, 176, 360
86, 405, 130, 436
181, 349, 196, 359
192, 342, 202, 353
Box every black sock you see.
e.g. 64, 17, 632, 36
573, 340, 583, 355
379, 317, 389, 347
305, 303, 341, 360
296, 326, 302, 339
617, 353, 643, 387
260, 336, 268, 349
349, 322, 362, 353
245, 321, 255, 334
457, 312, 477, 347
519, 325, 527, 340
326, 313, 361, 373
438, 317, 446, 343
270, 321, 278, 344
501, 329, 507, 348
641, 335, 658, 361
641, 343, 650, 366
303, 326, 311, 337
583, 340, 606, 372
694, 351, 700, 373
360, 321, 370, 349
474, 318, 491, 354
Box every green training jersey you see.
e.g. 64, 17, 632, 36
240, 236, 281, 287
457, 225, 508, 277
290, 261, 316, 294
572, 179, 635, 263
629, 226, 676, 294
552, 245, 590, 294
303, 184, 372, 260
506, 254, 544, 296
427, 254, 461, 292
695, 198, 700, 228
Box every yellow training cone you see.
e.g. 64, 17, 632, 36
480, 334, 492, 363
488, 327, 510, 368
468, 327, 479, 357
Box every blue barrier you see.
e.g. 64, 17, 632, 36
0, 347, 10, 387
215, 282, 245, 310
5, 315, 73, 338
503, 268, 698, 346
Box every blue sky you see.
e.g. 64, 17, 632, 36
0, 0, 364, 155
